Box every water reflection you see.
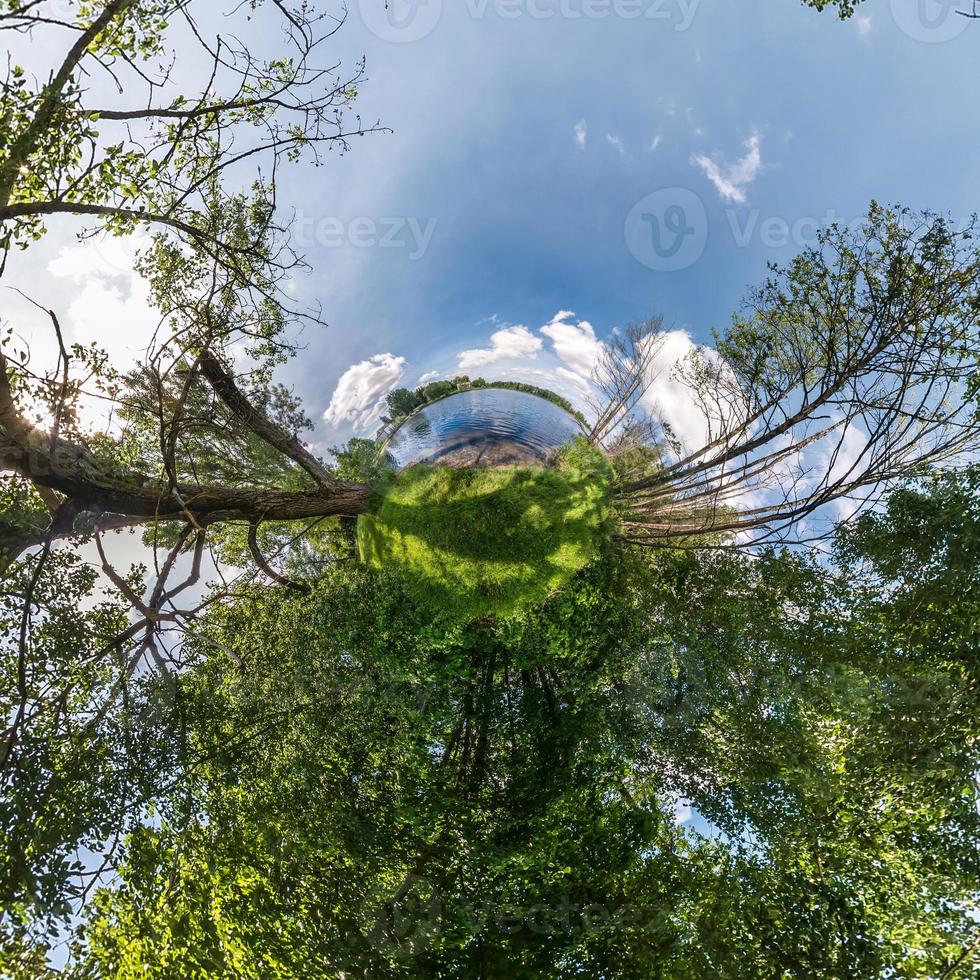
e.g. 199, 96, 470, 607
385, 388, 584, 469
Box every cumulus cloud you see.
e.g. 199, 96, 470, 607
555, 366, 594, 397
691, 131, 763, 204
574, 119, 587, 149
636, 330, 715, 450
539, 311, 604, 382
537, 313, 737, 453
404, 309, 745, 465
807, 418, 873, 522
47, 233, 158, 367
417, 370, 440, 385
458, 325, 543, 371
323, 353, 406, 431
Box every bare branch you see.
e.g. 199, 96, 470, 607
247, 521, 310, 593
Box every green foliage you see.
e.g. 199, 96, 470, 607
717, 204, 979, 404
626, 482, 980, 977
70, 469, 980, 975
73, 555, 679, 977
803, 0, 863, 15
385, 386, 427, 421
75, 565, 462, 977
0, 548, 176, 964
0, 1, 361, 255
3, 6, 977, 975
0, 478, 50, 571
330, 437, 393, 485
356, 439, 612, 622
608, 441, 664, 486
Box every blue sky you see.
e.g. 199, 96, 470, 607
9, 0, 980, 447
255, 0, 980, 448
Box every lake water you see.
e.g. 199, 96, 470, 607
384, 388, 585, 469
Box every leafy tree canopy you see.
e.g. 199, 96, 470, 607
802, 0, 864, 16
62, 467, 980, 977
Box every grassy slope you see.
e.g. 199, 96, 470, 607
357, 439, 611, 621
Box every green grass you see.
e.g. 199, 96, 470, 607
356, 438, 612, 622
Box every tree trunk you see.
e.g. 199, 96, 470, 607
3, 437, 371, 525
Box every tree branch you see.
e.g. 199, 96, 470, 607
198, 349, 340, 489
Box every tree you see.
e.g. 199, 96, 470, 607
330, 437, 393, 485
5, 17, 974, 564
3, 24, 978, 570
0, 2, 382, 959
0, 0, 380, 574
0, 0, 381, 266
0, 546, 180, 965
802, 0, 864, 16
67, 479, 980, 975
607, 207, 980, 548
384, 387, 427, 422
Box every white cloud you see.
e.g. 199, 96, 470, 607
574, 118, 587, 149
46, 233, 158, 366
538, 314, 737, 454
23, 234, 161, 433
674, 797, 693, 825
417, 370, 440, 385
406, 310, 747, 466
539, 311, 603, 382
649, 133, 663, 153
606, 133, 627, 156
809, 418, 872, 522
637, 330, 715, 450
691, 131, 763, 204
555, 366, 594, 396
855, 14, 873, 37
458, 325, 543, 371
49, 237, 130, 281
323, 352, 406, 431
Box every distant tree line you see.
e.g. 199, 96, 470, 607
380, 376, 587, 434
